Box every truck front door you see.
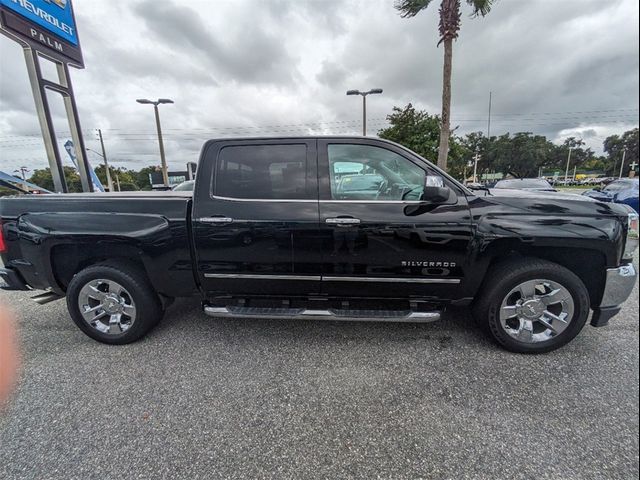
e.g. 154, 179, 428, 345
318, 139, 472, 300
192, 139, 322, 298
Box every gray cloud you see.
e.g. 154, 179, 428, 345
133, 0, 300, 86
0, 0, 638, 175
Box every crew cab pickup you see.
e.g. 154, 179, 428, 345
1, 137, 638, 353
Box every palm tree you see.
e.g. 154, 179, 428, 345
395, 0, 494, 171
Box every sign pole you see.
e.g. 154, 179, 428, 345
2, 0, 89, 193
23, 48, 68, 193
58, 61, 93, 192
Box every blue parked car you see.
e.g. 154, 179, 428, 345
583, 178, 639, 213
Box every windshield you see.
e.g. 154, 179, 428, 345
494, 179, 553, 189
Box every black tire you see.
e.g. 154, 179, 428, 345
66, 261, 163, 344
473, 257, 590, 354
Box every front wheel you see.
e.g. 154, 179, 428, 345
473, 258, 590, 353
66, 262, 163, 344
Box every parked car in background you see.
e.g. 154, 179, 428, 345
583, 178, 639, 213
493, 178, 557, 192
172, 180, 195, 192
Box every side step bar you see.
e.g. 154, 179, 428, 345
31, 290, 64, 305
204, 305, 441, 323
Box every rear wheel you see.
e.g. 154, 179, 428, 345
473, 258, 590, 353
66, 262, 163, 344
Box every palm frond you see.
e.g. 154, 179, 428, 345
466, 0, 494, 18
394, 0, 434, 18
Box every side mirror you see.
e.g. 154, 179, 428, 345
593, 186, 601, 192
422, 175, 450, 203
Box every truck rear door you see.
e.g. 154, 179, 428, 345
192, 139, 322, 298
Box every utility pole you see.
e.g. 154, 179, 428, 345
115, 173, 121, 192
13, 166, 29, 190
619, 149, 627, 178
97, 129, 114, 192
564, 147, 573, 184
487, 91, 492, 139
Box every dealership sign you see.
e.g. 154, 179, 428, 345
0, 0, 83, 66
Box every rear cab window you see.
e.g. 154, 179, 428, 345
214, 144, 315, 200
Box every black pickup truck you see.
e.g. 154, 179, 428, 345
1, 137, 638, 353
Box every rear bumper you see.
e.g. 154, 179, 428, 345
591, 264, 637, 327
0, 267, 30, 291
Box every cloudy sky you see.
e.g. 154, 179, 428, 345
1, 0, 638, 176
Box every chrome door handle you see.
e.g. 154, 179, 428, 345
325, 217, 361, 225
199, 217, 234, 224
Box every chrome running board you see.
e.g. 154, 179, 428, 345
203, 305, 441, 323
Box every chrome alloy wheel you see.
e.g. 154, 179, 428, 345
499, 279, 574, 344
78, 279, 137, 335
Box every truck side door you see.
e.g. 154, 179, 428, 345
192, 139, 321, 298
318, 139, 473, 300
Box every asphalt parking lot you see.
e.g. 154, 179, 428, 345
1, 264, 638, 480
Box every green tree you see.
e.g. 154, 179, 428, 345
130, 166, 159, 191
27, 167, 83, 192
378, 103, 467, 178
395, 0, 494, 172
94, 165, 141, 191
483, 132, 554, 178
459, 131, 491, 180
378, 104, 441, 159
604, 128, 639, 176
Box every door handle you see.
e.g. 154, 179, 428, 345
199, 216, 234, 224
325, 217, 361, 225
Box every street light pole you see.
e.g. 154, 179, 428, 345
472, 153, 480, 183
346, 88, 383, 136
153, 104, 169, 187
362, 95, 367, 136
619, 149, 627, 179
564, 147, 573, 184
137, 98, 174, 187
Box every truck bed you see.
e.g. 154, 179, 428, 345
0, 191, 197, 297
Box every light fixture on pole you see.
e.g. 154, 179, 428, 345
136, 98, 174, 187
346, 88, 383, 136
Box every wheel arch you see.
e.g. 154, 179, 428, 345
51, 243, 147, 291
476, 240, 606, 308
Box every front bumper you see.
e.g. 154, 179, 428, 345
591, 264, 637, 327
0, 267, 30, 291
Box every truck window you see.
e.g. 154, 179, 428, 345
328, 144, 426, 201
215, 144, 311, 200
